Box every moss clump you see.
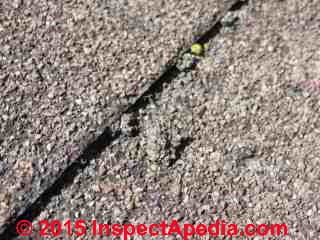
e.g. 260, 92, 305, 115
191, 43, 203, 56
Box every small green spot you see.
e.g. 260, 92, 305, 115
191, 43, 203, 56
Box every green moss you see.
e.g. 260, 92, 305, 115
191, 43, 203, 56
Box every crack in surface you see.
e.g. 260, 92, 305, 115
168, 137, 193, 168
0, 0, 248, 238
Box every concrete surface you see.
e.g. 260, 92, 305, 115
13, 0, 320, 239
0, 0, 240, 231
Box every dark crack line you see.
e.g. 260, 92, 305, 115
126, 0, 248, 113
0, 0, 248, 238
168, 137, 194, 168
1, 127, 121, 239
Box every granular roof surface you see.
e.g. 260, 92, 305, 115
0, 0, 239, 232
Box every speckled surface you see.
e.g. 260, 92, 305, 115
17, 0, 320, 239
0, 0, 240, 232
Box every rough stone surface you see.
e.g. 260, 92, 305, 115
21, 0, 320, 239
0, 0, 238, 230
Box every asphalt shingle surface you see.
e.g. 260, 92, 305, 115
22, 0, 320, 239
0, 0, 242, 231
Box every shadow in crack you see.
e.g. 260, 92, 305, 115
0, 1, 249, 238
125, 65, 181, 113
1, 127, 121, 239
126, 0, 249, 115
197, 0, 248, 45
169, 137, 193, 167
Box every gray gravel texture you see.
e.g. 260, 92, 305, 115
0, 0, 239, 229
24, 0, 320, 239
